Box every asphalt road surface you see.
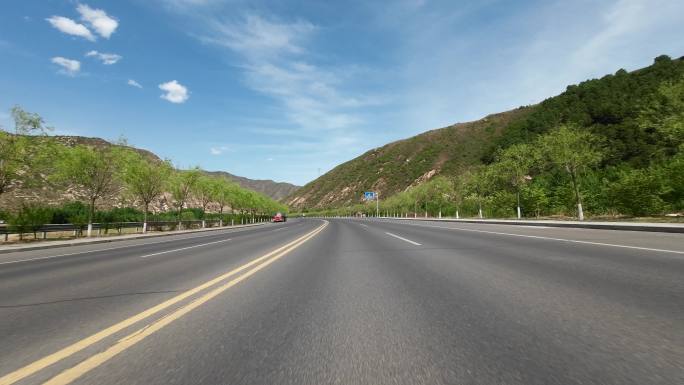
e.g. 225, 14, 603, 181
1, 218, 682, 385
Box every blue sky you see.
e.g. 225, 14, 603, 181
1, 0, 683, 185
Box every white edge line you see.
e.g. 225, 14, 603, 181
139, 238, 232, 258
393, 221, 684, 255
385, 232, 421, 246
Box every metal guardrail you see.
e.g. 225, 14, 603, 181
0, 217, 270, 241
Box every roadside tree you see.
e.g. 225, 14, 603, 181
538, 125, 603, 220
120, 151, 173, 233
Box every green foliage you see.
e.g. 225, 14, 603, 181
9, 204, 52, 239
491, 55, 684, 167
291, 56, 684, 219
169, 168, 202, 220
0, 106, 54, 196
119, 150, 173, 222
11, 106, 51, 135
639, 75, 684, 150
50, 202, 88, 224
493, 143, 537, 193
608, 168, 669, 216
521, 184, 549, 218
192, 175, 216, 212
181, 209, 201, 221
211, 178, 240, 214
1, 107, 287, 234
538, 125, 603, 176
52, 145, 123, 225
95, 207, 144, 223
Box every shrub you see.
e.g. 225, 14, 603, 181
9, 204, 52, 239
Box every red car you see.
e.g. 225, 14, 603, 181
273, 212, 287, 222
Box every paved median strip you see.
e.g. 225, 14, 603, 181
0, 221, 328, 385
385, 232, 421, 246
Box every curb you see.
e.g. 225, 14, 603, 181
0, 222, 268, 255
379, 217, 684, 233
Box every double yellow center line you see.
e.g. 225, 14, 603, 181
1, 220, 328, 385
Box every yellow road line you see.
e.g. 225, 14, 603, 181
45, 221, 327, 385
0, 221, 327, 385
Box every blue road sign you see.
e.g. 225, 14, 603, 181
364, 191, 375, 200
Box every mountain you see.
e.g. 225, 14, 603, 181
49, 136, 299, 201
287, 55, 684, 209
287, 108, 531, 208
204, 171, 299, 201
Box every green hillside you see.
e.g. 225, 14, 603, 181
288, 55, 684, 215
288, 107, 531, 208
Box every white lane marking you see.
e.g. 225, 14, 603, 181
140, 239, 232, 258
359, 223, 369, 228
385, 232, 422, 246
388, 221, 684, 255
0, 226, 270, 265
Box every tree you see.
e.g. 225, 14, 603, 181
169, 168, 201, 227
538, 125, 603, 220
450, 174, 466, 219
466, 167, 495, 219
423, 177, 453, 218
52, 145, 123, 236
120, 151, 173, 233
9, 204, 52, 240
521, 183, 549, 218
609, 167, 669, 216
493, 143, 537, 218
193, 175, 215, 217
0, 106, 52, 198
212, 178, 239, 224
640, 77, 684, 151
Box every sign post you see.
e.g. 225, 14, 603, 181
364, 191, 379, 217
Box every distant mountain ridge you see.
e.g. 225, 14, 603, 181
204, 171, 300, 201
53, 136, 300, 201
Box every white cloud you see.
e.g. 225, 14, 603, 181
46, 16, 95, 41
210, 145, 230, 155
51, 56, 81, 76
159, 80, 189, 103
127, 79, 143, 88
202, 14, 380, 132
77, 4, 118, 39
165, 0, 220, 7
85, 50, 122, 65
205, 14, 315, 58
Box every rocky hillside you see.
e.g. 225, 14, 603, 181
204, 171, 299, 201
61, 136, 300, 200
28, 136, 298, 201
287, 55, 684, 209
287, 108, 531, 209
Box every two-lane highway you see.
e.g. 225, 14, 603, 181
1, 218, 682, 384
